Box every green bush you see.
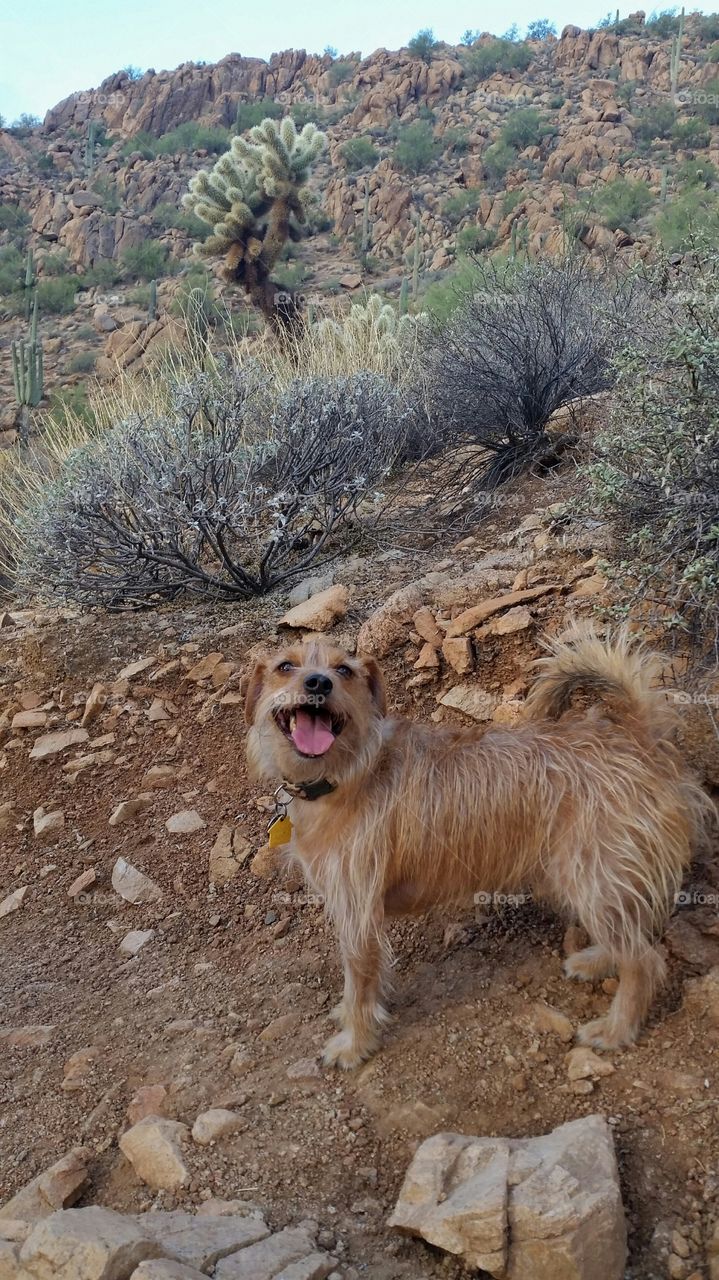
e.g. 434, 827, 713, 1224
0, 245, 24, 296
407, 28, 440, 63
394, 120, 437, 174
676, 157, 717, 187
340, 136, 379, 170
443, 126, 471, 154
461, 38, 533, 82
525, 18, 557, 39
456, 225, 496, 253
500, 107, 552, 150
234, 98, 282, 133
689, 77, 719, 125
120, 122, 230, 159
80, 260, 123, 288
698, 12, 719, 41
593, 178, 653, 231
120, 242, 172, 281
483, 141, 516, 184
327, 60, 355, 86
0, 203, 29, 232
636, 100, 677, 142
91, 176, 121, 214
67, 351, 97, 374
656, 188, 719, 248
36, 276, 78, 314
708, 41, 719, 61
672, 117, 711, 148
151, 202, 211, 240
584, 254, 719, 642
443, 189, 481, 224
75, 324, 96, 341
42, 250, 70, 277
645, 8, 683, 36
272, 260, 310, 289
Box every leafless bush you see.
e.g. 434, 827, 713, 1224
426, 255, 640, 488
17, 363, 417, 607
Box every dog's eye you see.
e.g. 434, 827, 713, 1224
276, 661, 295, 674
336, 664, 353, 678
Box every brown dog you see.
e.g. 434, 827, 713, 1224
245, 625, 712, 1069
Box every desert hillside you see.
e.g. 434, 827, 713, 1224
1, 14, 719, 1280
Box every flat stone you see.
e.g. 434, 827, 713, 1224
0, 1025, 54, 1049
209, 826, 252, 885
117, 657, 156, 680
19, 1206, 161, 1280
412, 606, 443, 649
165, 810, 206, 835
565, 1046, 615, 1081
279, 585, 349, 633
438, 685, 499, 721
414, 642, 440, 670
127, 1085, 168, 1125
133, 1210, 270, 1271
11, 710, 48, 730
109, 796, 153, 826
441, 636, 473, 674
81, 683, 107, 727
130, 1261, 207, 1279
0, 1147, 90, 1222
0, 802, 18, 832
111, 858, 162, 905
30, 728, 89, 760
192, 1109, 245, 1145
33, 808, 65, 838
67, 868, 97, 898
0, 887, 28, 918
120, 929, 155, 956
184, 653, 225, 682
142, 765, 178, 790
119, 1118, 190, 1190
215, 1226, 318, 1279
444, 585, 558, 639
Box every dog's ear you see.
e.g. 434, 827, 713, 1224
359, 655, 387, 717
244, 659, 267, 727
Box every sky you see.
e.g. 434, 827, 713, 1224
0, 0, 669, 124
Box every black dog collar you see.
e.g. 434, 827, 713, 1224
292, 778, 336, 802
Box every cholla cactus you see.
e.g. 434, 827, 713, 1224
183, 116, 326, 335
318, 293, 424, 350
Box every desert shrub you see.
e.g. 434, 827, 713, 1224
676, 156, 717, 186
91, 175, 121, 214
76, 324, 96, 340
526, 18, 557, 39
461, 38, 533, 82
120, 242, 172, 281
584, 255, 719, 647
500, 107, 552, 149
672, 117, 711, 148
645, 8, 682, 35
327, 59, 355, 86
81, 260, 123, 288
394, 120, 437, 173
0, 245, 24, 296
407, 28, 440, 63
234, 98, 282, 133
340, 136, 379, 170
483, 141, 516, 184
17, 366, 416, 605
121, 122, 230, 159
426, 256, 635, 487
708, 41, 719, 61
456, 224, 495, 253
656, 188, 719, 247
443, 126, 470, 154
42, 250, 70, 277
443, 189, 481, 224
593, 178, 653, 230
67, 351, 97, 374
151, 202, 211, 240
688, 77, 719, 124
636, 100, 677, 142
9, 114, 40, 137
0, 203, 29, 232
698, 12, 719, 41
36, 276, 78, 314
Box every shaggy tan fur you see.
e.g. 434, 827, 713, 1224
245, 625, 713, 1069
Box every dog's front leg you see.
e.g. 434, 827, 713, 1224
323, 917, 389, 1070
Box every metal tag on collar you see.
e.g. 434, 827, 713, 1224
267, 785, 294, 848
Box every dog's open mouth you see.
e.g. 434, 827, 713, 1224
274, 704, 345, 758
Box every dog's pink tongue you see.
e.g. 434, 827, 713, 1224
291, 709, 335, 756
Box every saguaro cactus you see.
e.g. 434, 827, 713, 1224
670, 7, 685, 100
182, 115, 327, 336
85, 120, 99, 176
411, 218, 422, 301
23, 248, 35, 321
11, 294, 44, 442
147, 278, 158, 322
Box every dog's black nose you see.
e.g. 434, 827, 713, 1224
304, 672, 333, 697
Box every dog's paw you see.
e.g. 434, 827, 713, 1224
564, 947, 615, 984
329, 1000, 346, 1026
577, 1016, 637, 1050
322, 1030, 373, 1071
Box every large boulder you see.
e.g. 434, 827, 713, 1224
389, 1115, 627, 1279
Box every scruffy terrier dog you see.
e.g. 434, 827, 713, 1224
245, 626, 712, 1069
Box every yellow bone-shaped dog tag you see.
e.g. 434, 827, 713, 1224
267, 813, 293, 847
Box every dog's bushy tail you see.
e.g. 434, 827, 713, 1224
525, 622, 675, 745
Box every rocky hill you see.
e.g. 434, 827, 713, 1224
2, 12, 719, 434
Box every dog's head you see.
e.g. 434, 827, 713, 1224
245, 640, 386, 786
